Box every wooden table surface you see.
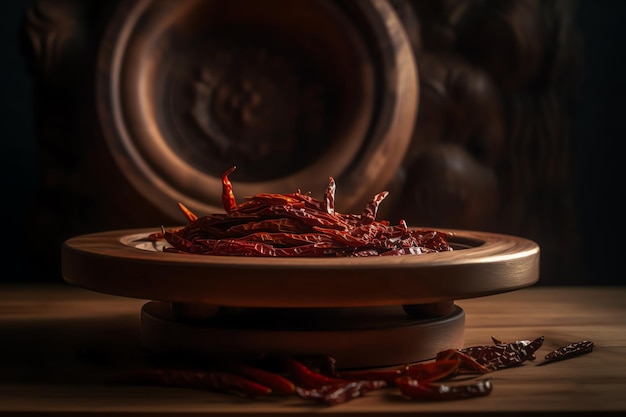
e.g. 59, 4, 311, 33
1, 284, 625, 416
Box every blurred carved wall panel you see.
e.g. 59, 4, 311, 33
21, 0, 583, 284
388, 0, 584, 284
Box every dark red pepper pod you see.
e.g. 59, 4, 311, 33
454, 336, 544, 370
284, 357, 344, 388
296, 380, 388, 405
435, 349, 490, 374
218, 361, 296, 395
127, 368, 273, 397
544, 340, 595, 362
339, 359, 462, 384
395, 376, 493, 401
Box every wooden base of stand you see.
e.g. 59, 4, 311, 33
140, 302, 466, 369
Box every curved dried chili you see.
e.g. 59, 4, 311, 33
395, 376, 493, 401
296, 380, 388, 405
544, 340, 595, 362
437, 336, 544, 371
338, 359, 461, 384
128, 368, 272, 397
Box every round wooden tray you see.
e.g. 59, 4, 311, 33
61, 228, 539, 308
62, 228, 538, 367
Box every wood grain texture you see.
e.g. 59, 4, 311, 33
61, 228, 539, 307
0, 285, 624, 415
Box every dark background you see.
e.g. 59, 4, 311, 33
1, 0, 623, 285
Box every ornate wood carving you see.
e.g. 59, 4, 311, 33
20, 0, 583, 284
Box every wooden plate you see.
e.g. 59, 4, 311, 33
62, 228, 539, 308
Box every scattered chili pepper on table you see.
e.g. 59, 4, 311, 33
437, 336, 545, 371
395, 376, 493, 401
544, 340, 595, 363
296, 380, 388, 405
284, 357, 346, 388
337, 359, 462, 384
139, 168, 593, 403
218, 360, 296, 394
122, 335, 594, 405
128, 368, 273, 397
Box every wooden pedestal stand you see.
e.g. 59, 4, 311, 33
62, 228, 539, 368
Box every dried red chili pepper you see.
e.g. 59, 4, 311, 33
282, 357, 388, 405
436, 350, 490, 374
404, 359, 462, 381
491, 336, 537, 360
338, 359, 461, 384
544, 340, 595, 362
295, 380, 387, 405
219, 361, 296, 394
177, 202, 198, 222
395, 376, 493, 401
221, 165, 238, 212
324, 176, 336, 215
292, 354, 339, 378
438, 336, 544, 371
159, 166, 453, 257
284, 357, 344, 388
357, 191, 389, 225
129, 368, 272, 397
227, 218, 304, 234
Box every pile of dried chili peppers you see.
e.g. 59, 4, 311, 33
154, 166, 452, 257
127, 337, 594, 405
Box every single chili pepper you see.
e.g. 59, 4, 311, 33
242, 193, 307, 208
289, 190, 328, 212
273, 242, 346, 257
292, 354, 339, 378
219, 361, 296, 394
491, 336, 537, 360
544, 340, 595, 362
338, 359, 461, 384
128, 368, 272, 397
312, 226, 371, 247
449, 336, 544, 371
404, 359, 461, 381
284, 357, 344, 388
193, 238, 342, 257
163, 230, 205, 254
358, 191, 389, 225
203, 239, 279, 256
324, 177, 336, 215
177, 202, 198, 222
395, 376, 493, 401
226, 218, 304, 234
176, 213, 258, 234
228, 232, 335, 246
436, 350, 490, 374
296, 380, 387, 405
221, 165, 238, 212
266, 204, 348, 229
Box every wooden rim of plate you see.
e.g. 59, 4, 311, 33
62, 228, 539, 308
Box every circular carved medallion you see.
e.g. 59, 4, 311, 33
97, 0, 418, 221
